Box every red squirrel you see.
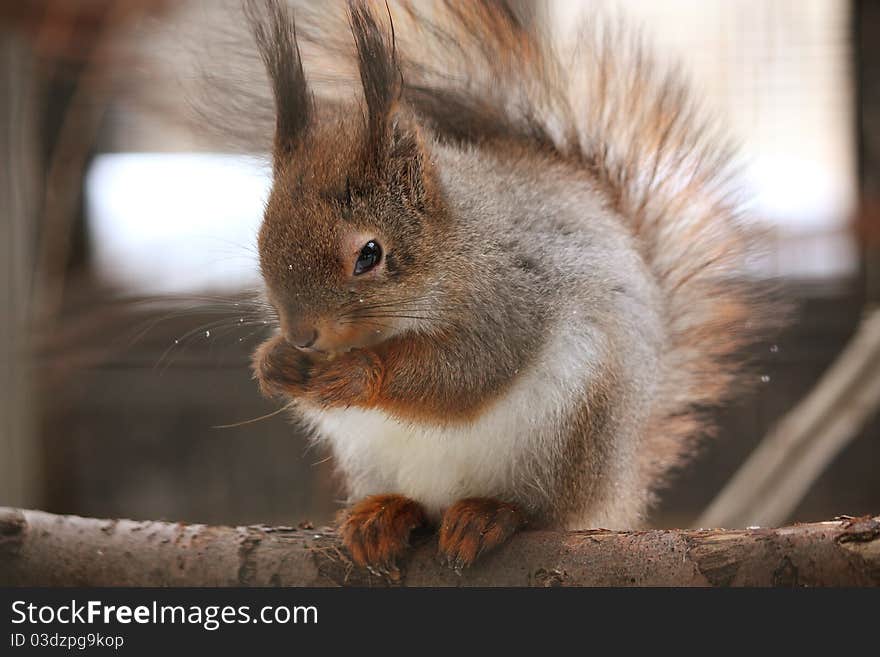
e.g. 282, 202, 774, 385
246, 0, 768, 573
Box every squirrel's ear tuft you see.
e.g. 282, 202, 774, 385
246, 0, 312, 172
348, 1, 438, 212
348, 0, 402, 174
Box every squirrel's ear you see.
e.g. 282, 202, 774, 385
349, 0, 402, 175
247, 0, 312, 173
387, 114, 442, 214
349, 1, 440, 213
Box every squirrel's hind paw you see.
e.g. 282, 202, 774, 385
338, 494, 427, 580
438, 498, 524, 571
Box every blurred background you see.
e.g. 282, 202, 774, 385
1, 0, 878, 529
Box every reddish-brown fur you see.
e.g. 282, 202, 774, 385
438, 499, 524, 570
338, 494, 427, 574
252, 330, 506, 422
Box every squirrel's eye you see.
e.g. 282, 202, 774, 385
353, 240, 382, 275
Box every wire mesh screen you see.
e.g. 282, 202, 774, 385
558, 0, 856, 279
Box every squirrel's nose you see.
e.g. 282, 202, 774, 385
287, 325, 318, 349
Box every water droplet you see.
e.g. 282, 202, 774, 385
288, 264, 293, 271
359, 298, 364, 303
770, 345, 779, 353
760, 375, 770, 383
239, 317, 244, 323
205, 330, 211, 338
174, 339, 179, 345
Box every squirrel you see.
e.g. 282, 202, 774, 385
244, 0, 769, 573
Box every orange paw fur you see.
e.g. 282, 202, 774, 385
438, 498, 523, 570
252, 336, 383, 407
251, 333, 312, 398
339, 494, 427, 576
307, 348, 383, 408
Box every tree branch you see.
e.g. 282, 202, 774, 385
1, 508, 878, 586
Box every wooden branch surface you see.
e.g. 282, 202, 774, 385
1, 508, 879, 586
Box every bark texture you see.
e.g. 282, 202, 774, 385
1, 507, 878, 586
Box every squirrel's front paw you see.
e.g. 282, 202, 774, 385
306, 348, 384, 408
438, 498, 524, 571
339, 494, 427, 579
251, 334, 313, 398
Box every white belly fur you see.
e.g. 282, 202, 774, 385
298, 328, 601, 519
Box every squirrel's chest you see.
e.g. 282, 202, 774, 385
297, 328, 605, 518
299, 391, 551, 519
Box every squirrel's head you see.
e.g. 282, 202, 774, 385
252, 0, 448, 354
